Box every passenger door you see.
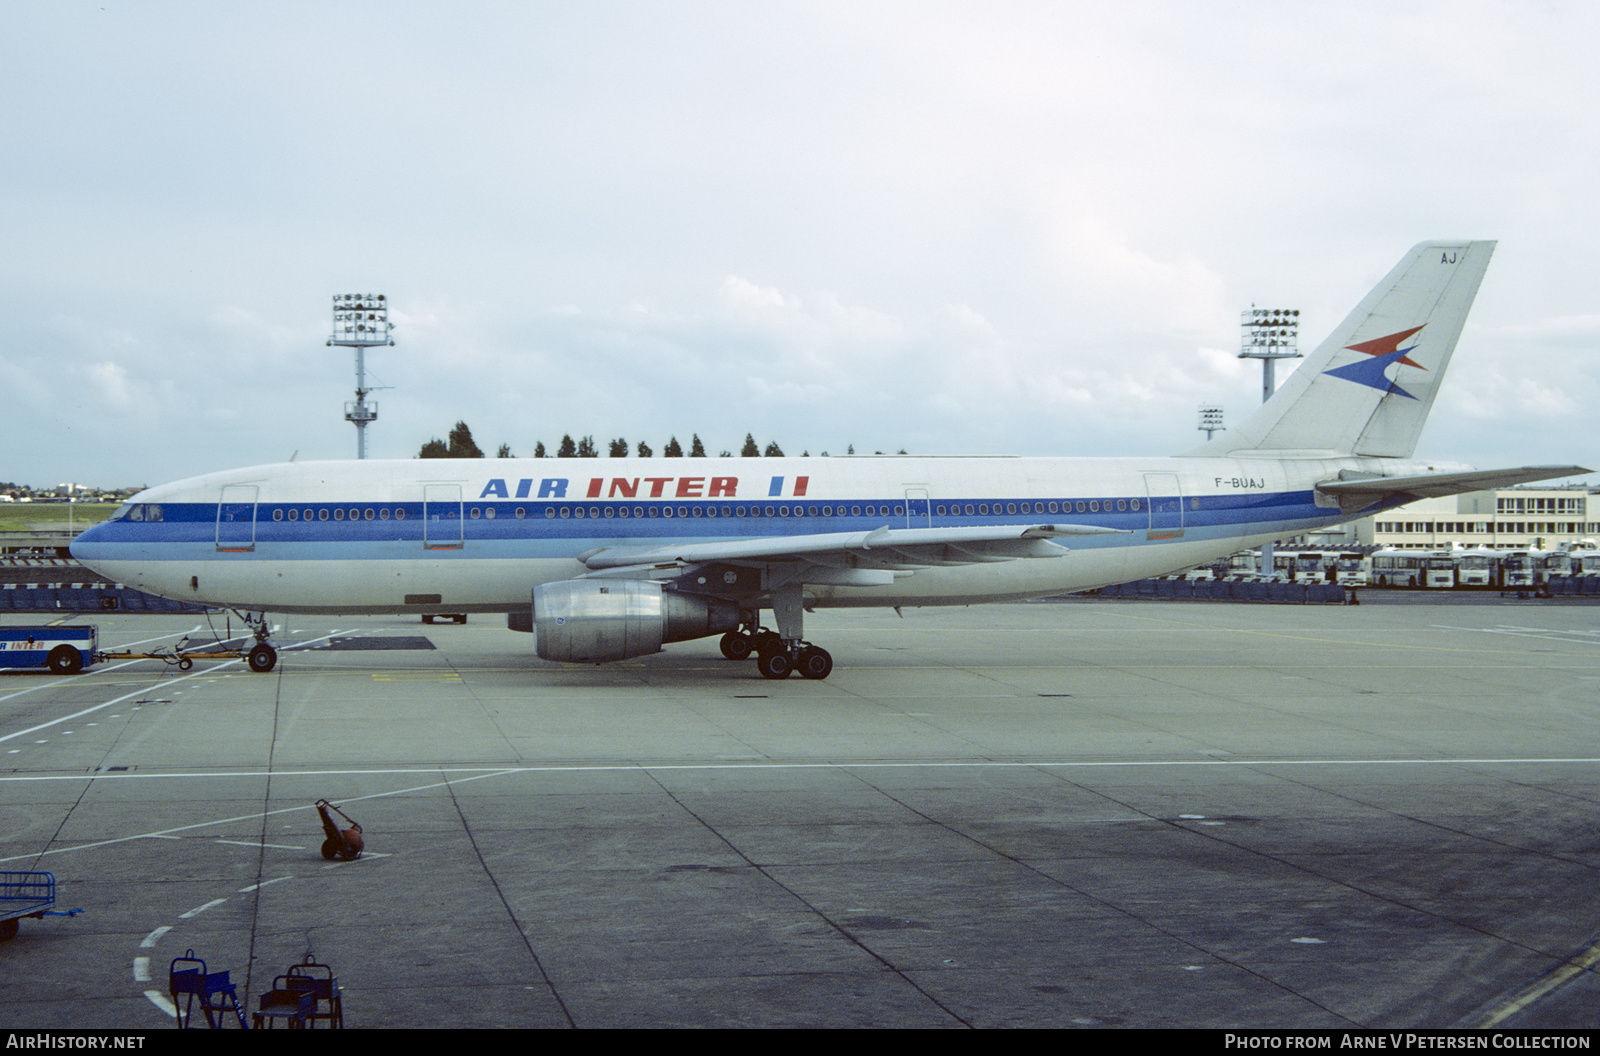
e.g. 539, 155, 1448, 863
216, 485, 258, 552
423, 484, 464, 550
1143, 473, 1184, 541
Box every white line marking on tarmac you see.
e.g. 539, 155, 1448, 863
0, 627, 203, 707
0, 627, 353, 745
240, 876, 295, 893
179, 898, 226, 919
6, 758, 1600, 868
144, 990, 176, 1018
1432, 623, 1600, 645
140, 926, 171, 948
133, 957, 150, 981
0, 770, 515, 864
216, 839, 304, 850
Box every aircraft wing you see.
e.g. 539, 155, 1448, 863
580, 523, 1129, 583
1316, 465, 1591, 513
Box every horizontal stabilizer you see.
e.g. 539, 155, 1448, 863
1316, 465, 1591, 514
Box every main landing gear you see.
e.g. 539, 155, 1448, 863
719, 629, 834, 680
718, 585, 833, 680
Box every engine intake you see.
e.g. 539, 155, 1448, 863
527, 580, 740, 663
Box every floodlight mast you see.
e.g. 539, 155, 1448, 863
1198, 403, 1224, 441
1238, 306, 1300, 404
1239, 307, 1299, 576
327, 293, 395, 459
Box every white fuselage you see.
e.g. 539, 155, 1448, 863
71, 453, 1447, 614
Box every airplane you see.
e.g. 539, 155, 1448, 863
70, 240, 1588, 679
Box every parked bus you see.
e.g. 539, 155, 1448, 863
1371, 548, 1456, 588
1289, 550, 1329, 584
1327, 551, 1371, 586
1537, 549, 1573, 583
1453, 547, 1499, 588
1498, 549, 1537, 589
1569, 547, 1600, 575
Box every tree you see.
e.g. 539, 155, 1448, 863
764, 441, 784, 457
636, 440, 653, 458
533, 441, 547, 458
664, 436, 683, 457
689, 434, 706, 457
419, 421, 485, 458
447, 421, 484, 459
741, 433, 760, 457
608, 437, 629, 457
557, 434, 577, 458
497, 444, 513, 458
576, 435, 598, 458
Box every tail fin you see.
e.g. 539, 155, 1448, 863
1183, 240, 1496, 458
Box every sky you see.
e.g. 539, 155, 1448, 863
2, 1, 1596, 490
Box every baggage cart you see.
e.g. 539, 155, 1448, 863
0, 871, 82, 940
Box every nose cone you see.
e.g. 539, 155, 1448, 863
69, 520, 112, 570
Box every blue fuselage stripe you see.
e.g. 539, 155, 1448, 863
73, 490, 1370, 561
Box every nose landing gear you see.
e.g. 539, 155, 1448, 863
237, 611, 278, 673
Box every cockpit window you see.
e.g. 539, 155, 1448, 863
115, 503, 163, 522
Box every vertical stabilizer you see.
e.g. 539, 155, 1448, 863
1183, 240, 1495, 458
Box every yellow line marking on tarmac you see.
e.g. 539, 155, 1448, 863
372, 672, 461, 681
1472, 938, 1600, 1027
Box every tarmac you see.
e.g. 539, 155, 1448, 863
2, 594, 1599, 1029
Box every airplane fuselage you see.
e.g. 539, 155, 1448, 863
72, 453, 1451, 615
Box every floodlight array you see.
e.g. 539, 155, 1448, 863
1239, 307, 1300, 359
329, 293, 394, 346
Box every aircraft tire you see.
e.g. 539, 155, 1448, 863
47, 646, 82, 676
757, 650, 792, 680
247, 644, 277, 673
796, 646, 833, 680
720, 632, 753, 661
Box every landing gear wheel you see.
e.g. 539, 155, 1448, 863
752, 630, 781, 654
796, 645, 833, 680
247, 644, 277, 673
46, 646, 82, 675
757, 649, 792, 680
719, 632, 753, 661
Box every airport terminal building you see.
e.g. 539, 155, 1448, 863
1350, 485, 1599, 550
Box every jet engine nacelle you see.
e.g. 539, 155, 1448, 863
525, 579, 740, 663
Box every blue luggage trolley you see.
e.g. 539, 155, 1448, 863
0, 871, 82, 940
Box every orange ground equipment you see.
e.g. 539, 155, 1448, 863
314, 799, 363, 861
